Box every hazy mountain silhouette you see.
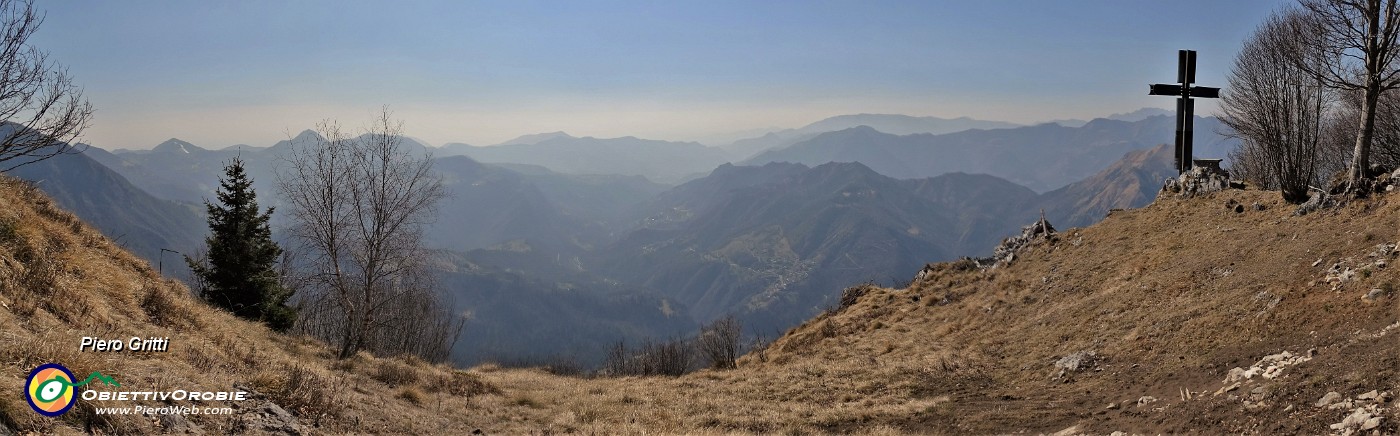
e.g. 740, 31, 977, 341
1034, 142, 1177, 228
723, 113, 1021, 161
1046, 107, 1175, 127
439, 135, 728, 184
7, 148, 205, 267
493, 131, 574, 146
798, 113, 1020, 136
592, 161, 1040, 332
746, 115, 1234, 192
436, 249, 696, 367
66, 116, 1200, 365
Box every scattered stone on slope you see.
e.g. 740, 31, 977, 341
1317, 391, 1343, 408
235, 402, 309, 435
1330, 405, 1385, 435
1161, 164, 1233, 198
1221, 351, 1311, 385
1295, 190, 1339, 216
970, 210, 1056, 269
1052, 350, 1098, 380
1136, 396, 1158, 407
228, 388, 310, 436
1320, 243, 1398, 290
152, 411, 205, 435
1363, 288, 1387, 302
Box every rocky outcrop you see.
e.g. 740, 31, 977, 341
1161, 164, 1233, 198
1052, 350, 1098, 380
231, 402, 309, 435
1294, 190, 1339, 216
973, 211, 1057, 269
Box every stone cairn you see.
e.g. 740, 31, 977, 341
1161, 159, 1232, 198
973, 210, 1057, 270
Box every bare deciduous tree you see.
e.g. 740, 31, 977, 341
1299, 0, 1400, 193
1223, 7, 1333, 203
697, 315, 742, 370
278, 108, 458, 360
0, 0, 93, 172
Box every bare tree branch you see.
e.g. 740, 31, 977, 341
0, 0, 92, 172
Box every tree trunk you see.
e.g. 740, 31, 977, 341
1352, 83, 1381, 186
1349, 0, 1385, 194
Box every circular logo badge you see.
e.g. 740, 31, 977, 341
25, 363, 77, 416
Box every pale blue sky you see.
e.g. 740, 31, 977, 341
34, 1, 1289, 148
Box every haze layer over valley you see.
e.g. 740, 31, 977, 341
13, 109, 1235, 366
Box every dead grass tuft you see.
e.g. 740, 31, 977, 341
140, 283, 201, 328
257, 365, 348, 419
397, 386, 426, 406
373, 358, 423, 387
426, 369, 499, 397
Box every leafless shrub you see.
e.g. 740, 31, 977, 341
140, 284, 195, 328
698, 315, 742, 370
839, 283, 875, 310
602, 337, 696, 377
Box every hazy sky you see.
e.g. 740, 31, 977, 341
34, 1, 1289, 149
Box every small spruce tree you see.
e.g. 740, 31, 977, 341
188, 156, 296, 331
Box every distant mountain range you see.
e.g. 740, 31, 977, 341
434, 249, 696, 367
745, 115, 1234, 192
592, 161, 1012, 331
577, 145, 1174, 332
1045, 107, 1174, 127
18, 109, 1216, 366
6, 148, 205, 271
722, 113, 1022, 161
439, 134, 729, 184
1033, 142, 1177, 228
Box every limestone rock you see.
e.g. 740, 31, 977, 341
157, 412, 205, 435
232, 401, 310, 435
972, 211, 1056, 269
1364, 289, 1386, 301
1054, 350, 1097, 373
1161, 165, 1232, 198
1295, 191, 1338, 216
1317, 391, 1343, 408
1362, 416, 1383, 430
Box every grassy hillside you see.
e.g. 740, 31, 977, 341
0, 176, 500, 435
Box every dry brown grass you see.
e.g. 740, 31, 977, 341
0, 176, 510, 434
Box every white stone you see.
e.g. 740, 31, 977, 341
1317, 391, 1342, 407
1362, 416, 1383, 430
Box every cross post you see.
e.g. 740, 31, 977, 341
1149, 50, 1220, 174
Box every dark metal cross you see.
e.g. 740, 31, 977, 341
1149, 49, 1220, 174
